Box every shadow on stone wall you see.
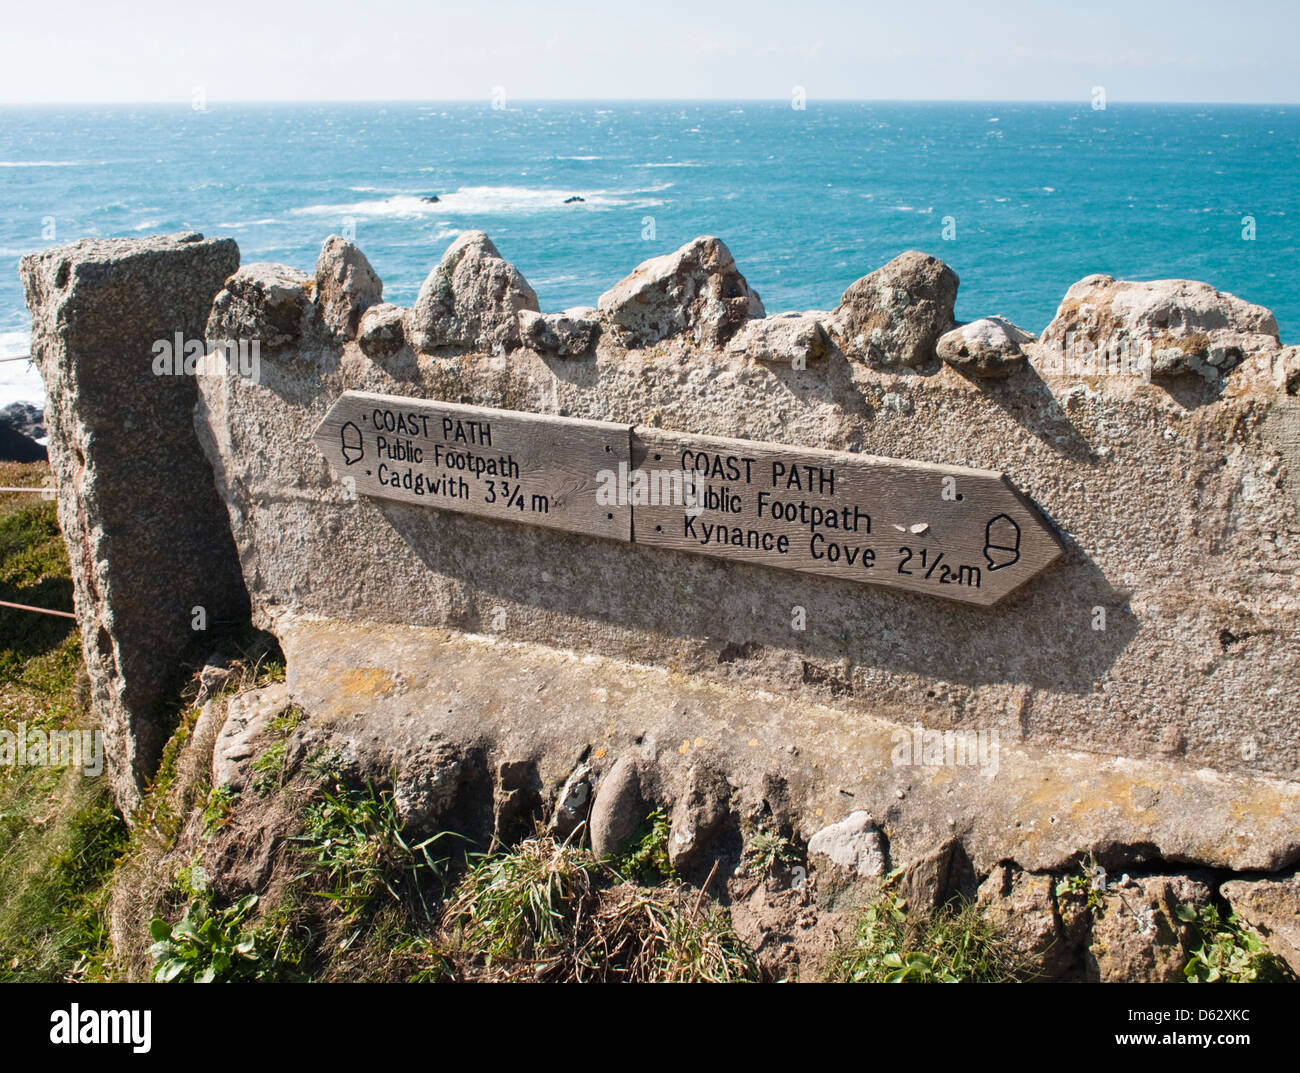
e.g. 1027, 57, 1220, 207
378, 498, 1137, 697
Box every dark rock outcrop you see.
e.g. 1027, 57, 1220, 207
1, 401, 45, 440
0, 421, 46, 462
832, 250, 958, 367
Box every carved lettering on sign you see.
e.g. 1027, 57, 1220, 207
313, 391, 631, 540
630, 428, 1062, 607
314, 392, 1063, 605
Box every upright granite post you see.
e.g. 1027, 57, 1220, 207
19, 233, 249, 816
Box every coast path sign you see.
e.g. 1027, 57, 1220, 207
312, 390, 631, 541
313, 391, 1063, 606
631, 427, 1063, 606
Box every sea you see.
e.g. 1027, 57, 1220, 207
2, 100, 1297, 409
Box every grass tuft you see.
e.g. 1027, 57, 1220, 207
826, 890, 1023, 983
443, 833, 757, 982
294, 778, 454, 922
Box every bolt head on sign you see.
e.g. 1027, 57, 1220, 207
313, 391, 1063, 606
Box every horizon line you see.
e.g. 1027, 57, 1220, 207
2, 96, 1298, 108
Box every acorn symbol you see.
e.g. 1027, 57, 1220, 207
983, 514, 1021, 570
340, 421, 364, 465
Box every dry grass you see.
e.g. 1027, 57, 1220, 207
439, 833, 757, 983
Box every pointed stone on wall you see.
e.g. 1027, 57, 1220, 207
315, 235, 382, 339
207, 262, 321, 351
727, 311, 830, 365
938, 315, 1034, 378
407, 231, 539, 353
518, 307, 601, 357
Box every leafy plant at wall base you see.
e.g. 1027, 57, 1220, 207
148, 895, 278, 982
202, 785, 237, 832
741, 825, 799, 878
447, 836, 601, 962
614, 809, 675, 885
250, 741, 287, 796
1179, 904, 1295, 983
270, 707, 303, 735
443, 836, 758, 982
1055, 853, 1107, 911
249, 706, 304, 796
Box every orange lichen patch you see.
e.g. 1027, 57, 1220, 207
335, 666, 397, 699
1229, 789, 1292, 825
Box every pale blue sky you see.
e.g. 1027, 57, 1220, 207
1, 0, 1296, 104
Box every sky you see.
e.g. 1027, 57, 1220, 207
0, 0, 1296, 104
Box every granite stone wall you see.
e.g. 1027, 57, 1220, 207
21, 228, 1300, 821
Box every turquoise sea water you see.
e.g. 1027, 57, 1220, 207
2, 100, 1297, 405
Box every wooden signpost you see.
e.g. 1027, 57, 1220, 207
314, 391, 1063, 605
631, 428, 1062, 606
312, 391, 630, 541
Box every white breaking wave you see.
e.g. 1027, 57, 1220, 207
289, 195, 438, 219
0, 160, 98, 168
0, 330, 31, 358
0, 330, 43, 410
291, 185, 658, 218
